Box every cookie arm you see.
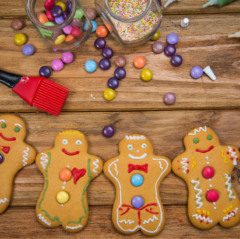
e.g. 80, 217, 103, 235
89, 156, 103, 179
22, 142, 36, 167
223, 145, 240, 167
35, 150, 51, 176
152, 156, 171, 179
172, 152, 192, 177
103, 156, 119, 181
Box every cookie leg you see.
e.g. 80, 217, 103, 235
220, 204, 240, 228
0, 182, 12, 214
62, 215, 88, 233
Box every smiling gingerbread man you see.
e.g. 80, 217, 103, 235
104, 134, 171, 236
0, 114, 36, 214
172, 126, 240, 229
35, 130, 103, 232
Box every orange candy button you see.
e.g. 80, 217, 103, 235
133, 56, 146, 69
65, 34, 75, 42
60, 169, 72, 181
38, 14, 49, 25
96, 26, 108, 38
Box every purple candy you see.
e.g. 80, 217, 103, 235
164, 44, 176, 56
191, 66, 203, 79
55, 15, 64, 24
114, 67, 126, 80
99, 58, 111, 70
95, 38, 106, 49
167, 33, 179, 45
63, 25, 72, 34
22, 44, 34, 56
163, 92, 176, 105
66, 0, 72, 12
70, 18, 82, 28
0, 153, 3, 164
51, 59, 64, 71
39, 66, 51, 78
132, 196, 144, 209
102, 47, 113, 59
63, 11, 69, 20
171, 55, 183, 67
108, 77, 119, 89
51, 6, 62, 17
158, 0, 161, 6
62, 52, 74, 64
102, 125, 115, 137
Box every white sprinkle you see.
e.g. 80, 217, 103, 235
63, 181, 66, 185
207, 162, 210, 165
214, 207, 217, 210
206, 157, 209, 160
209, 179, 211, 181
62, 186, 65, 189
61, 204, 64, 207
67, 165, 70, 168
213, 202, 216, 205
210, 185, 212, 188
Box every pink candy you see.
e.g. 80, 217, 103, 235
44, 0, 55, 10
62, 52, 74, 63
51, 59, 64, 71
46, 10, 55, 21
71, 27, 81, 37
63, 25, 73, 34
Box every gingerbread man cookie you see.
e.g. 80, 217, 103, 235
172, 126, 240, 229
104, 134, 171, 236
0, 114, 36, 214
35, 130, 103, 232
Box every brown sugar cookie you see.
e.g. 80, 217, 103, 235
0, 114, 36, 214
103, 134, 171, 236
172, 126, 240, 229
35, 130, 103, 232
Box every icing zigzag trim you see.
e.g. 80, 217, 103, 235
188, 126, 207, 136
228, 147, 238, 166
0, 198, 9, 204
22, 147, 29, 166
119, 219, 134, 225
114, 163, 118, 176
143, 215, 159, 224
221, 150, 228, 164
181, 158, 189, 174
38, 214, 51, 226
93, 159, 99, 175
191, 180, 203, 209
192, 214, 213, 223
40, 153, 48, 169
225, 174, 236, 200
125, 135, 146, 140
223, 208, 238, 222
66, 224, 83, 230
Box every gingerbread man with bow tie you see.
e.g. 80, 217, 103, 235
35, 130, 103, 232
104, 134, 171, 236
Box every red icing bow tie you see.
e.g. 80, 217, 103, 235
0, 146, 10, 154
128, 163, 148, 173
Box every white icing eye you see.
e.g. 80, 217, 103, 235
141, 143, 147, 148
76, 140, 82, 145
128, 144, 133, 150
62, 139, 68, 145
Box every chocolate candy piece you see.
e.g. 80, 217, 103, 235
46, 10, 55, 21
202, 166, 214, 179
167, 33, 179, 45
131, 174, 143, 187
114, 67, 126, 80
152, 41, 164, 54
163, 92, 176, 105
206, 190, 219, 202
85, 60, 97, 73
70, 18, 82, 28
71, 27, 81, 37
171, 55, 183, 66
62, 52, 74, 64
59, 169, 72, 181
191, 66, 203, 79
44, 0, 55, 10
114, 56, 126, 67
102, 47, 113, 59
22, 44, 34, 56
86, 8, 96, 20
56, 191, 69, 204
99, 58, 111, 70
94, 37, 106, 49
108, 77, 119, 89
11, 19, 23, 30
55, 15, 64, 24
39, 66, 51, 78
132, 196, 144, 208
53, 29, 64, 40
63, 11, 69, 20
0, 153, 3, 164
37, 11, 46, 19
51, 6, 62, 17
66, 0, 72, 12
102, 125, 115, 137
164, 44, 176, 56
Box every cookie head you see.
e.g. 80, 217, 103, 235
184, 126, 219, 153
55, 130, 88, 156
119, 134, 153, 160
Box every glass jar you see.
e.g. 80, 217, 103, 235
26, 0, 92, 53
95, 0, 162, 47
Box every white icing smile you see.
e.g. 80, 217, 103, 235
128, 153, 147, 160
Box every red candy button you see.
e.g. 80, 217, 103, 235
59, 169, 72, 181
202, 166, 214, 179
206, 190, 219, 202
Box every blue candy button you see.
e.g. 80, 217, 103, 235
85, 60, 97, 73
131, 174, 143, 187
84, 20, 97, 32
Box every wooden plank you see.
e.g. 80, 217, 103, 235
1, 206, 240, 238
0, 15, 240, 112
3, 110, 240, 206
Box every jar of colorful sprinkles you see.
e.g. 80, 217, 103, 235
95, 0, 162, 47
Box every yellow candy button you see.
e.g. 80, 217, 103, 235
14, 33, 27, 45
103, 88, 115, 101
55, 2, 66, 11
141, 69, 153, 81
55, 34, 66, 45
151, 30, 160, 41
56, 191, 69, 204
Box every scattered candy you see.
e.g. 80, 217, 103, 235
94, 37, 106, 49
102, 47, 113, 59
203, 66, 216, 81
11, 19, 23, 30
164, 44, 176, 56
151, 30, 160, 41
152, 41, 164, 54
102, 125, 115, 137
63, 11, 69, 20
55, 2, 66, 11
71, 27, 81, 37
51, 59, 64, 71
63, 25, 72, 34
55, 15, 65, 24
22, 44, 34, 56
86, 8, 97, 20
171, 54, 183, 66
59, 168, 72, 181
0, 154, 3, 164
44, 0, 55, 10
39, 66, 51, 78
71, 18, 82, 28
62, 52, 74, 63
46, 10, 55, 21
132, 196, 144, 208
84, 20, 97, 32
51, 6, 62, 17
65, 34, 74, 42
180, 18, 189, 28
103, 88, 115, 101
85, 60, 97, 72
141, 69, 153, 81
163, 92, 176, 105
66, 0, 72, 12
99, 58, 111, 70
96, 26, 108, 38
133, 56, 146, 69
55, 34, 65, 44
56, 191, 69, 204
191, 66, 203, 79
108, 77, 119, 89
14, 33, 27, 45
114, 56, 126, 67
114, 67, 126, 80
74, 9, 83, 19
38, 13, 49, 24
167, 33, 179, 45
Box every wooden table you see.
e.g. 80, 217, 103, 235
0, 0, 240, 238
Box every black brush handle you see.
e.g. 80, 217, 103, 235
0, 70, 22, 88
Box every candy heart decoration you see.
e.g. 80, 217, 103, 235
72, 168, 86, 184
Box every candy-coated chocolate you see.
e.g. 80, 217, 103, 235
151, 30, 160, 41
62, 52, 74, 63
152, 41, 164, 54
131, 174, 143, 187
171, 54, 183, 66
55, 34, 65, 44
71, 27, 81, 37
65, 34, 74, 42
102, 125, 115, 137
39, 66, 51, 78
53, 29, 64, 40
114, 67, 126, 80
74, 9, 83, 19
202, 166, 215, 179
14, 33, 27, 45
63, 11, 69, 20
84, 20, 97, 32
94, 37, 106, 49
41, 22, 55, 37
133, 56, 146, 69
55, 2, 66, 11
167, 33, 179, 44
63, 25, 72, 34
11, 19, 23, 30
59, 169, 72, 181
206, 190, 219, 202
51, 59, 64, 71
85, 60, 97, 73
0, 153, 4, 164
66, 0, 72, 12
163, 92, 176, 105
22, 44, 34, 56
114, 56, 126, 67
141, 69, 153, 81
103, 88, 115, 101
56, 191, 69, 204
37, 11, 45, 19
44, 0, 55, 10
191, 66, 203, 79
102, 47, 113, 59
99, 58, 111, 70
96, 25, 108, 38
46, 10, 55, 21
164, 44, 176, 56
108, 77, 119, 89
86, 8, 97, 20
51, 6, 62, 17
70, 18, 82, 28
38, 13, 49, 25
55, 15, 64, 24
132, 196, 144, 208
